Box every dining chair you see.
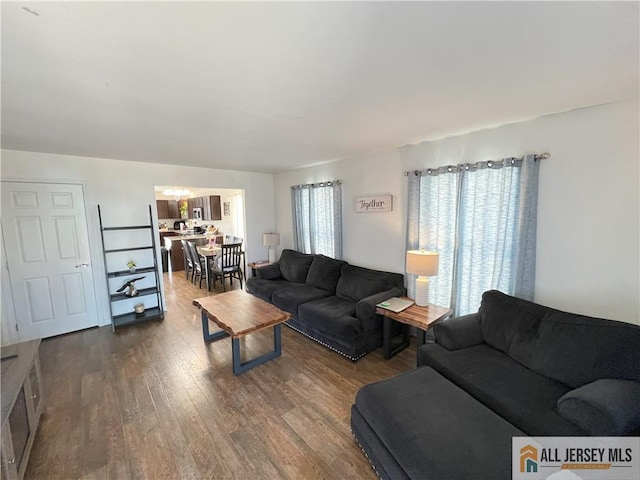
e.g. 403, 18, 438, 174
187, 241, 206, 288
181, 239, 194, 282
232, 237, 246, 281
209, 243, 244, 292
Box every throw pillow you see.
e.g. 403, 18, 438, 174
306, 255, 346, 293
278, 249, 314, 283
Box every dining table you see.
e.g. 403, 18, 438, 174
197, 244, 221, 290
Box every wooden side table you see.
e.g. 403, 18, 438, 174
247, 261, 273, 277
376, 298, 451, 360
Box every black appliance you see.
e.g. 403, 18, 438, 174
193, 226, 204, 234
173, 220, 186, 230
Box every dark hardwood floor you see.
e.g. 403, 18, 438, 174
25, 270, 417, 479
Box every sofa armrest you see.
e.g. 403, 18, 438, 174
557, 379, 640, 435
356, 287, 404, 329
255, 263, 283, 280
433, 313, 483, 350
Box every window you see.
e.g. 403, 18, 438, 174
230, 193, 244, 240
406, 155, 540, 315
291, 181, 343, 259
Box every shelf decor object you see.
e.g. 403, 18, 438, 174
406, 250, 439, 307
98, 205, 164, 331
263, 233, 280, 264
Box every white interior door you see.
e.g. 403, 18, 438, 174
1, 182, 98, 341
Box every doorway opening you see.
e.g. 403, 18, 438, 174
154, 186, 246, 296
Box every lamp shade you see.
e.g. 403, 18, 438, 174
406, 250, 439, 276
262, 233, 280, 247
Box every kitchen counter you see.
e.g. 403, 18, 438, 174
164, 233, 223, 272
163, 233, 209, 246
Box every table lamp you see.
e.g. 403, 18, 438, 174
263, 233, 280, 263
406, 250, 439, 306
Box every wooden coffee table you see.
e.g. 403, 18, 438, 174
193, 290, 291, 375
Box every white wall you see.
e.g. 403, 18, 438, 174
275, 100, 640, 324
274, 148, 406, 273
1, 150, 276, 327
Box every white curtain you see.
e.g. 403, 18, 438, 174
291, 181, 343, 259
406, 155, 540, 315
230, 193, 244, 239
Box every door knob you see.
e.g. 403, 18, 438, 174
75, 263, 90, 268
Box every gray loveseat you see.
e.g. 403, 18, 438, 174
351, 290, 640, 479
246, 249, 405, 360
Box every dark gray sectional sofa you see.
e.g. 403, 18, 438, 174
351, 290, 640, 479
246, 249, 405, 360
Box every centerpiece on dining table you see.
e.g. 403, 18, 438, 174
206, 226, 218, 248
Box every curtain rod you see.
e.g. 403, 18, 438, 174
403, 152, 550, 176
291, 180, 343, 190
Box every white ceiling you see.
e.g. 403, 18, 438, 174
2, 2, 638, 174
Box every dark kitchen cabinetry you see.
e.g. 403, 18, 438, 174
169, 237, 186, 272
156, 200, 168, 218
186, 196, 221, 221
156, 200, 179, 219
167, 200, 179, 218
187, 198, 194, 218
205, 195, 222, 221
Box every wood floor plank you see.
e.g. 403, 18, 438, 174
123, 412, 180, 479
25, 270, 417, 479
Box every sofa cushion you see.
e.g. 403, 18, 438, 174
271, 285, 333, 315
336, 265, 397, 302
418, 343, 583, 436
478, 290, 640, 388
245, 278, 303, 302
255, 263, 282, 280
278, 249, 315, 283
557, 379, 640, 435
306, 255, 347, 293
298, 296, 361, 338
353, 366, 523, 480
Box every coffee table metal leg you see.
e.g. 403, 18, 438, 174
232, 324, 282, 375
201, 311, 229, 342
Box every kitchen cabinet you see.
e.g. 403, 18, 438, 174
1, 340, 44, 480
156, 200, 169, 218
204, 196, 222, 221
167, 200, 179, 218
187, 198, 194, 219
185, 196, 222, 220
169, 238, 186, 272
156, 200, 180, 219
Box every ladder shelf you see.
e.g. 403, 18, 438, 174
98, 205, 164, 331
